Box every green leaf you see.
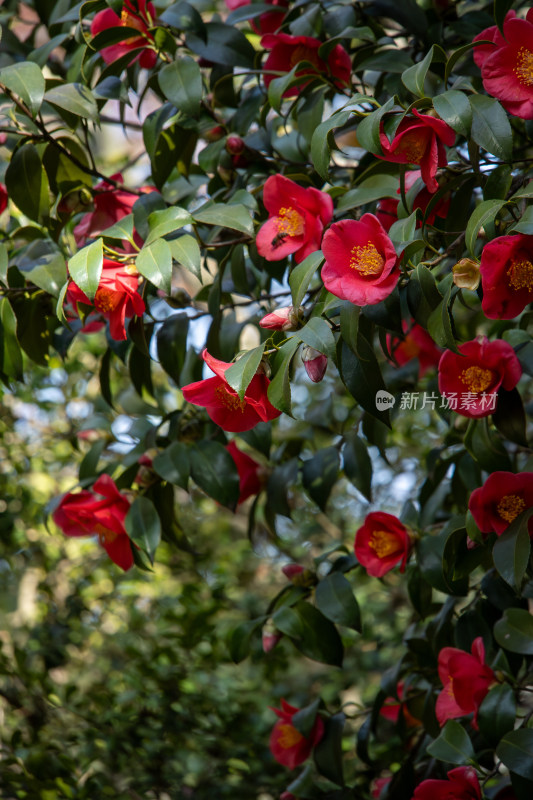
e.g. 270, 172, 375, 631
465, 198, 506, 257
186, 21, 256, 68
289, 251, 324, 308
510, 205, 533, 235
136, 238, 173, 294
497, 729, 533, 781
0, 61, 45, 117
267, 337, 301, 415
426, 720, 475, 764
511, 182, 533, 201
478, 684, 517, 746
310, 110, 352, 179
268, 64, 300, 113
494, 608, 533, 655
427, 286, 459, 353
192, 203, 253, 236
314, 712, 345, 786
227, 618, 265, 663
5, 143, 50, 223
338, 338, 390, 427
189, 440, 240, 510
152, 442, 190, 490
0, 244, 7, 285
158, 56, 202, 117
336, 174, 399, 212
292, 698, 321, 738
0, 298, 23, 381
418, 517, 469, 596
169, 235, 202, 281
297, 317, 336, 359
44, 82, 99, 122
301, 447, 340, 511
401, 46, 434, 97
315, 572, 361, 632
356, 97, 395, 154
343, 431, 372, 501
21, 250, 67, 298
273, 602, 344, 666
225, 344, 266, 400
432, 90, 472, 137
156, 312, 189, 386
145, 206, 192, 244
67, 238, 103, 302
99, 214, 134, 242
494, 0, 515, 32
470, 95, 513, 161
125, 496, 162, 564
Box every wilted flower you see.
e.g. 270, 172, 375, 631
452, 258, 480, 291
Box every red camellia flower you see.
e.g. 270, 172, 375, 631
53, 475, 134, 571
473, 9, 533, 120
480, 232, 533, 319
380, 681, 421, 728
261, 33, 351, 96
387, 321, 442, 378
354, 511, 411, 578
0, 183, 8, 215
469, 471, 533, 536
378, 110, 455, 193
226, 440, 263, 503
436, 637, 495, 728
372, 777, 392, 799
376, 170, 451, 231
91, 0, 157, 68
321, 213, 399, 306
412, 766, 481, 800
269, 699, 324, 769
181, 349, 281, 432
256, 175, 333, 264
225, 0, 288, 35
438, 336, 522, 418
67, 259, 146, 341
74, 173, 152, 249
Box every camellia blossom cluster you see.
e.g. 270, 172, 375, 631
53, 475, 134, 571
261, 33, 351, 96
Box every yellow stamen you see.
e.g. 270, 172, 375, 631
94, 288, 121, 313
95, 524, 118, 546
460, 366, 493, 393
369, 530, 400, 559
120, 8, 145, 33
277, 723, 304, 749
214, 385, 247, 412
277, 207, 305, 237
289, 45, 320, 70
349, 241, 384, 276
514, 47, 533, 87
396, 130, 427, 163
507, 258, 533, 291
497, 494, 526, 524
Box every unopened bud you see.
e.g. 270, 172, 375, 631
204, 125, 225, 142
226, 135, 245, 156
452, 258, 480, 291
302, 346, 327, 383
280, 793, 296, 800
282, 563, 317, 587
262, 620, 282, 653
259, 306, 301, 331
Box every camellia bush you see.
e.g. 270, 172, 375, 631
2, 0, 533, 797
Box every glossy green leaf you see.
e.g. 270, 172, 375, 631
315, 572, 361, 632
145, 207, 192, 244
192, 203, 253, 236
310, 110, 352, 179
125, 496, 162, 564
426, 720, 475, 764
170, 235, 202, 281
225, 344, 266, 400
152, 442, 190, 490
478, 684, 517, 746
0, 298, 23, 381
189, 440, 240, 510
301, 447, 340, 511
470, 95, 513, 161
273, 602, 344, 667
136, 238, 173, 294
267, 337, 301, 415
338, 338, 390, 427
356, 97, 395, 154
67, 238, 103, 302
21, 250, 67, 298
401, 46, 434, 97
497, 729, 533, 781
494, 608, 533, 655
227, 617, 265, 663
432, 90, 472, 137
44, 82, 98, 122
0, 61, 45, 116
343, 431, 372, 501
158, 56, 202, 117
336, 174, 398, 212
5, 143, 50, 223
465, 199, 506, 257
297, 317, 336, 359
313, 712, 345, 786
289, 251, 324, 308
186, 22, 256, 68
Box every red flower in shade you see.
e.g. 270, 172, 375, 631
269, 699, 324, 769
354, 512, 412, 578
261, 33, 351, 96
473, 9, 533, 120
67, 259, 146, 341
372, 777, 392, 799
0, 183, 8, 215
321, 214, 399, 306
480, 232, 533, 319
376, 170, 451, 231
412, 766, 481, 800
53, 475, 134, 571
380, 681, 421, 728
181, 349, 281, 432
91, 0, 157, 69
74, 174, 153, 249
469, 471, 533, 536
378, 110, 455, 193
225, 0, 288, 35
438, 336, 522, 419
435, 637, 495, 728
226, 440, 263, 503
387, 321, 442, 378
256, 175, 333, 264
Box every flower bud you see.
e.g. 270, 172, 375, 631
259, 306, 301, 331
282, 563, 317, 587
204, 125, 225, 142
302, 346, 327, 382
280, 793, 296, 800
226, 135, 246, 156
452, 257, 480, 291
262, 620, 282, 653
